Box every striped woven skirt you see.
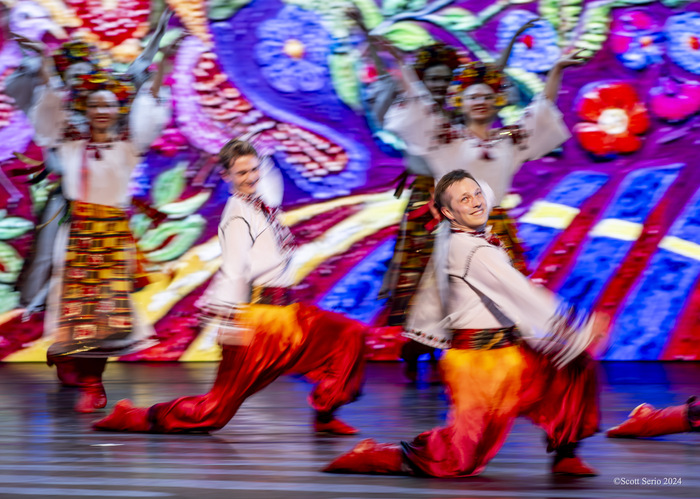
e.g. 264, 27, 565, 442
48, 201, 153, 358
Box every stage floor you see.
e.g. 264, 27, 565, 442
0, 361, 698, 498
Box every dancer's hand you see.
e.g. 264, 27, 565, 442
514, 18, 541, 38
554, 48, 589, 70
496, 18, 542, 70
345, 7, 368, 32
544, 48, 588, 101
155, 6, 174, 34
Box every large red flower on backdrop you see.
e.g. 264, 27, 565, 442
574, 82, 650, 156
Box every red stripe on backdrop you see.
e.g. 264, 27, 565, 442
530, 174, 623, 291
591, 165, 697, 332
289, 204, 363, 245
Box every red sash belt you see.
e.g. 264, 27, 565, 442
451, 326, 520, 350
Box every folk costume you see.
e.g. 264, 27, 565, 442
325, 211, 600, 477
94, 185, 368, 435
9, 27, 169, 316
30, 70, 169, 412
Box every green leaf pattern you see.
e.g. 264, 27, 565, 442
152, 162, 188, 207
137, 215, 206, 263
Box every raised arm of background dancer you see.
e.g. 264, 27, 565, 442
27, 59, 66, 148
4, 35, 51, 114
513, 51, 585, 165
347, 8, 402, 125
348, 8, 413, 95
347, 8, 388, 77
494, 18, 540, 71
543, 49, 587, 102
125, 7, 173, 92
128, 82, 170, 154
148, 29, 186, 100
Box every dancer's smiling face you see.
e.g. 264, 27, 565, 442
462, 83, 499, 123
440, 177, 488, 230
86, 90, 119, 132
224, 154, 260, 196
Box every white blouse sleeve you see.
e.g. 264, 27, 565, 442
256, 159, 284, 209
464, 245, 592, 366
128, 86, 170, 154
204, 217, 254, 307
513, 93, 571, 170
4, 53, 44, 115
367, 73, 398, 125
383, 67, 439, 156
28, 86, 66, 148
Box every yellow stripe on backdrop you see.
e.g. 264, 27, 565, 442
518, 200, 580, 230
658, 236, 700, 262
589, 218, 644, 241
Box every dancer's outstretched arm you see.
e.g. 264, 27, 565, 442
494, 18, 540, 70
125, 7, 173, 92
544, 49, 588, 102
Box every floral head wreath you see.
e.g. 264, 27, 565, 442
69, 70, 136, 115
412, 43, 461, 80
448, 61, 508, 109
52, 41, 99, 82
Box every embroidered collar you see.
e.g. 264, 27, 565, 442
232, 191, 296, 251
462, 125, 528, 160
450, 225, 501, 247
85, 142, 113, 160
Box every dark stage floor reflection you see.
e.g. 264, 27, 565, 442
0, 361, 698, 498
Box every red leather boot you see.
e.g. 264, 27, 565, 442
323, 439, 407, 474
550, 442, 597, 476
93, 399, 152, 432
314, 411, 359, 435
74, 358, 108, 413
75, 383, 107, 413
606, 401, 692, 438
551, 456, 598, 476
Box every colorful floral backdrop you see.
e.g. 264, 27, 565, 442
0, 0, 698, 362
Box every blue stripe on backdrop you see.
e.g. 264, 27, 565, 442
316, 237, 395, 323
555, 164, 681, 314
605, 186, 700, 360
518, 171, 610, 266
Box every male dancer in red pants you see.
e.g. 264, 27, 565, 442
94, 139, 366, 435
324, 170, 608, 476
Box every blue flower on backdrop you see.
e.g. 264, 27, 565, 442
255, 5, 331, 93
610, 10, 664, 70
497, 10, 560, 73
665, 12, 700, 75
